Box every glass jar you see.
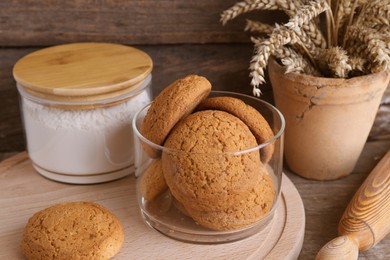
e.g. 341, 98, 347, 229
13, 43, 153, 184
133, 91, 285, 243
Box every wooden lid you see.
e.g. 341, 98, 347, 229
13, 42, 153, 102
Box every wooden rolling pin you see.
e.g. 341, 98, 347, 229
316, 150, 390, 260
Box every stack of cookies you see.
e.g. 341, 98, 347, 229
140, 75, 275, 231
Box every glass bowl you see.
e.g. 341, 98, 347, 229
132, 91, 285, 243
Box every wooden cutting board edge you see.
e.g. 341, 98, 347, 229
0, 152, 305, 259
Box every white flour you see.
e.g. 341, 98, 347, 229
21, 90, 151, 177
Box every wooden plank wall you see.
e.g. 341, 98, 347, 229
0, 0, 389, 152
0, 0, 284, 46
1, 0, 283, 153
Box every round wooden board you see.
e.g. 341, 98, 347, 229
0, 152, 305, 259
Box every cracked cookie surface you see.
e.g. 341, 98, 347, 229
21, 202, 124, 260
185, 172, 275, 230
197, 96, 275, 163
162, 110, 274, 230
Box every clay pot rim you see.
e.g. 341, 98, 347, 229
268, 56, 390, 88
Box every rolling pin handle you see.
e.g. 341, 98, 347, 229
315, 235, 359, 260
317, 150, 390, 259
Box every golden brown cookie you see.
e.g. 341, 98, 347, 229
162, 110, 262, 212
21, 202, 124, 260
184, 172, 275, 231
139, 159, 168, 201
197, 96, 275, 163
141, 74, 211, 157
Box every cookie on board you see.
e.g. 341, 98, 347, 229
20, 201, 124, 260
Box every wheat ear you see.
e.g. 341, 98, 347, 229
281, 0, 332, 65
315, 47, 352, 78
245, 19, 274, 34
285, 0, 330, 30
274, 47, 322, 76
276, 0, 327, 48
362, 16, 389, 27
345, 38, 367, 57
220, 0, 278, 25
346, 26, 390, 73
283, 0, 332, 47
250, 1, 331, 95
292, 26, 320, 58
361, 0, 390, 20
351, 1, 389, 37
334, 0, 352, 38
250, 25, 298, 96
349, 56, 367, 73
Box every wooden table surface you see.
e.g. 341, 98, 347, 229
1, 44, 390, 260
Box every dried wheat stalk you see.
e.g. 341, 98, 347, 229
358, 5, 390, 35
349, 56, 367, 73
285, 0, 333, 47
276, 0, 327, 48
362, 16, 390, 27
220, 0, 278, 25
334, 0, 352, 31
251, 36, 321, 76
250, 25, 298, 96
315, 47, 352, 77
250, 36, 266, 45
346, 26, 390, 73
292, 26, 320, 58
250, 1, 331, 95
285, 0, 330, 30
220, 0, 389, 95
361, 0, 390, 20
275, 47, 322, 76
245, 19, 274, 34
345, 38, 367, 57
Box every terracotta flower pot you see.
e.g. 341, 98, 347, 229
268, 58, 390, 180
